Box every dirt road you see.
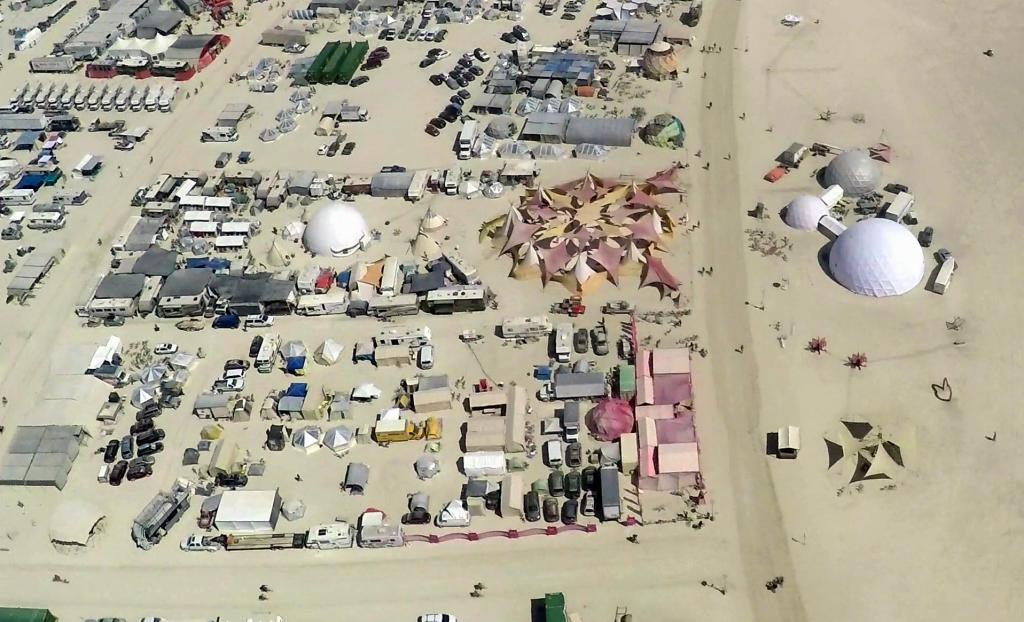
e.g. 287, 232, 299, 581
692, 1, 808, 620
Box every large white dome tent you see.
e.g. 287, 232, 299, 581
823, 150, 881, 197
302, 202, 369, 257
782, 194, 829, 231
828, 218, 924, 297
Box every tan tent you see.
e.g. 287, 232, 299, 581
420, 207, 447, 232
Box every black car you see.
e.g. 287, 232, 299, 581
103, 440, 119, 464
566, 442, 582, 468
455, 76, 468, 87
473, 48, 490, 62
457, 89, 471, 100
419, 57, 437, 68
361, 60, 382, 71
137, 402, 162, 419
469, 65, 484, 76
524, 490, 541, 522
445, 76, 460, 90
130, 418, 154, 435
425, 124, 440, 137
137, 441, 164, 457
342, 142, 356, 155
561, 499, 578, 525
450, 95, 464, 106
429, 117, 447, 129
350, 76, 370, 87
126, 462, 153, 481
548, 470, 565, 497
500, 32, 517, 44
543, 496, 559, 523
135, 428, 166, 446
429, 74, 445, 86
109, 460, 128, 486
248, 335, 264, 358
120, 435, 134, 460
216, 472, 249, 488
224, 359, 250, 371
435, 29, 447, 42
371, 46, 389, 58
561, 12, 576, 20
439, 109, 458, 123
581, 466, 598, 491
402, 508, 431, 525
565, 470, 582, 499
458, 58, 472, 68
381, 165, 407, 173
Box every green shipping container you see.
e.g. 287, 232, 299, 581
320, 41, 352, 84
335, 40, 369, 85
305, 41, 339, 84
617, 364, 636, 397
544, 593, 567, 622
0, 609, 58, 622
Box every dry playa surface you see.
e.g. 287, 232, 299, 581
0, 0, 1022, 620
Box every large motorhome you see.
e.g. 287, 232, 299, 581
374, 325, 431, 347
424, 285, 487, 314
296, 291, 350, 316
501, 315, 553, 339
554, 323, 572, 363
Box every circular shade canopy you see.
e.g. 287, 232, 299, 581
828, 218, 924, 297
783, 194, 828, 230
823, 150, 881, 197
303, 202, 369, 257
586, 398, 635, 441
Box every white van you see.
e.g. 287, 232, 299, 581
554, 323, 572, 363
544, 439, 563, 467
201, 127, 238, 143
929, 256, 956, 295
417, 345, 434, 370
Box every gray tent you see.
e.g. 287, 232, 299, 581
564, 117, 636, 147
344, 462, 369, 494
485, 115, 517, 139
414, 454, 440, 480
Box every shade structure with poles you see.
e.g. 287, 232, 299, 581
415, 454, 440, 480
131, 383, 162, 408
292, 426, 322, 454
323, 425, 355, 455
314, 339, 344, 365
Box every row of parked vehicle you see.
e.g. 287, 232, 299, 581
524, 465, 602, 524
426, 48, 487, 91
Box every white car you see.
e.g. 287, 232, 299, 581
244, 314, 274, 328
180, 535, 223, 552
434, 49, 451, 60
153, 343, 178, 355
213, 376, 245, 393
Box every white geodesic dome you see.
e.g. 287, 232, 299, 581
828, 218, 924, 297
823, 150, 881, 197
783, 194, 829, 230
303, 202, 369, 257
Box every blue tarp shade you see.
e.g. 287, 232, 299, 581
186, 257, 232, 271
285, 356, 307, 372
16, 174, 46, 190
285, 383, 308, 397
336, 270, 350, 288
534, 365, 552, 380
14, 131, 38, 150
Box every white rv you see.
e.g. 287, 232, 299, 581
201, 127, 238, 142
554, 323, 572, 363
501, 315, 553, 339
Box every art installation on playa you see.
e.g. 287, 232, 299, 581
483, 167, 683, 296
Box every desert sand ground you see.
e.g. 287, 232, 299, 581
1, 0, 1023, 620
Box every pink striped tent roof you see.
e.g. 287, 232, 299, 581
500, 221, 543, 255
539, 242, 574, 278
645, 166, 682, 193
627, 213, 662, 243
640, 255, 681, 292
590, 240, 623, 284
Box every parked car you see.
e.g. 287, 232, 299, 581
402, 508, 431, 525
445, 76, 460, 90
103, 440, 119, 463
434, 29, 447, 42
581, 491, 596, 516
418, 344, 434, 370
419, 57, 437, 68
243, 314, 274, 328
561, 12, 576, 20
474, 48, 490, 62
181, 534, 224, 552
120, 435, 134, 460
153, 343, 178, 355
457, 89, 471, 100
215, 472, 249, 488
248, 335, 264, 358
524, 490, 541, 522
362, 59, 382, 71
581, 466, 598, 491
126, 462, 153, 481
425, 124, 440, 137
450, 94, 464, 106
918, 226, 934, 247
561, 499, 578, 524
342, 142, 356, 155
457, 57, 472, 68
130, 418, 154, 435
573, 328, 589, 354
371, 46, 389, 58
542, 496, 559, 522
565, 442, 582, 468
429, 48, 450, 59
429, 74, 445, 86
469, 65, 484, 76
237, 151, 252, 164
565, 470, 582, 499
417, 615, 456, 622
135, 429, 165, 446
592, 324, 609, 355
500, 32, 517, 44
548, 470, 565, 497
350, 76, 370, 87
224, 359, 250, 371
430, 117, 447, 129
213, 376, 245, 393
214, 152, 231, 168
137, 441, 164, 457
109, 460, 128, 486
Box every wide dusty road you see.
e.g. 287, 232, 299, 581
692, 1, 808, 620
